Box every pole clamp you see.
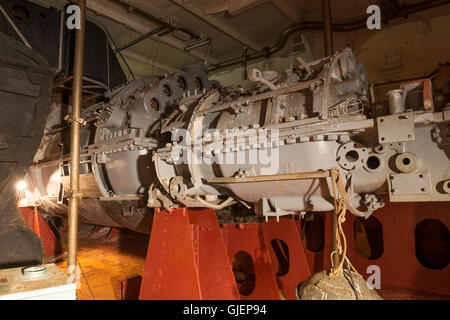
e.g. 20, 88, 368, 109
64, 114, 87, 126
65, 190, 84, 199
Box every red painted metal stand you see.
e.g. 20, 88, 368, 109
302, 201, 450, 298
136, 208, 312, 300
139, 208, 240, 300
343, 202, 450, 296
116, 275, 142, 300
221, 223, 280, 299
261, 217, 311, 299
220, 217, 311, 300
19, 206, 62, 259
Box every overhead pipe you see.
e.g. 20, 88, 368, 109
114, 26, 167, 52
322, 0, 334, 56
67, 0, 86, 278
108, 0, 200, 40
209, 0, 450, 72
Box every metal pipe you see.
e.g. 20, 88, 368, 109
184, 38, 212, 52
322, 0, 333, 56
207, 170, 330, 184
114, 26, 167, 52
0, 3, 32, 49
67, 0, 86, 277
108, 0, 199, 40
209, 0, 449, 72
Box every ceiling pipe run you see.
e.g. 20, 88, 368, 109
209, 0, 450, 72
108, 0, 199, 40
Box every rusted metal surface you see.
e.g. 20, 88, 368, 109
139, 208, 240, 300
400, 78, 434, 111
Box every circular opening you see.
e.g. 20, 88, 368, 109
232, 251, 255, 296
345, 150, 359, 163
402, 157, 411, 166
354, 216, 384, 260
151, 98, 159, 111
12, 5, 29, 21
171, 183, 180, 194
301, 213, 324, 252
194, 77, 203, 90
270, 239, 289, 276
447, 182, 450, 189
162, 84, 172, 97
177, 76, 187, 90
415, 219, 449, 269
367, 155, 381, 170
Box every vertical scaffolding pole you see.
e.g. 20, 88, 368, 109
67, 0, 86, 277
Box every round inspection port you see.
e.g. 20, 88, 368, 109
194, 77, 203, 90
151, 98, 159, 111
345, 150, 359, 162
364, 155, 383, 172
394, 152, 418, 173
443, 180, 450, 194
162, 84, 172, 97
337, 142, 369, 171
177, 76, 187, 90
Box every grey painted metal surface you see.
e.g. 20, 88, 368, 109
153, 48, 449, 219
27, 48, 450, 232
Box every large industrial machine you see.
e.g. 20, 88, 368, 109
27, 66, 220, 234
1, 0, 448, 302
26, 47, 449, 231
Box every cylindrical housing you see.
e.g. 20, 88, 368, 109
387, 89, 404, 114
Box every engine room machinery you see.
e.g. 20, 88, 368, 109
25, 47, 450, 234
27, 65, 220, 233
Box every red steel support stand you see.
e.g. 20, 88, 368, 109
261, 217, 311, 299
221, 223, 280, 299
139, 208, 240, 300
302, 200, 450, 298
342, 201, 450, 296
19, 206, 62, 259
